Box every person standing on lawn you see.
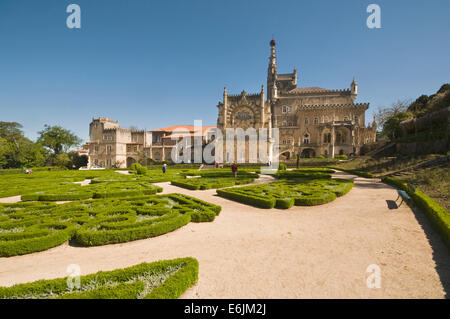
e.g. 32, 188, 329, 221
231, 162, 238, 178
162, 163, 167, 174
296, 154, 300, 169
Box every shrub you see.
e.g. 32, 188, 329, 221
0, 257, 198, 299
216, 178, 353, 209
335, 155, 348, 160
136, 166, 148, 175
0, 193, 221, 255
129, 163, 142, 171
275, 198, 295, 209
278, 163, 287, 171
216, 189, 276, 209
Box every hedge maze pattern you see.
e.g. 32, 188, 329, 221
217, 178, 354, 209
0, 194, 221, 256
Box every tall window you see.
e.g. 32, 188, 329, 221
325, 116, 329, 123
323, 133, 331, 143
303, 134, 310, 144
282, 106, 291, 113
314, 117, 319, 125
304, 118, 309, 125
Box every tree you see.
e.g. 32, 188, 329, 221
0, 137, 9, 168
69, 151, 88, 169
382, 111, 414, 140
54, 153, 72, 168
374, 99, 411, 131
0, 122, 47, 168
37, 125, 82, 155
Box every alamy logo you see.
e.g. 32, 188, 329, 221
366, 264, 381, 289
366, 4, 381, 29
66, 4, 81, 29
169, 120, 279, 172
66, 264, 81, 290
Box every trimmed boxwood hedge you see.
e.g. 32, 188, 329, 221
217, 178, 353, 209
0, 194, 221, 256
0, 257, 198, 299
382, 176, 450, 248
21, 182, 163, 202
171, 172, 257, 190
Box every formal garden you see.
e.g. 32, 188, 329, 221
1, 163, 447, 299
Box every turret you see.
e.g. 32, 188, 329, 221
267, 39, 278, 102
351, 77, 358, 96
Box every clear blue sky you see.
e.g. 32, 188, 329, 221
1, 0, 449, 142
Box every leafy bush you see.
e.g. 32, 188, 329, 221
0, 257, 198, 299
335, 155, 348, 160
129, 163, 142, 171
278, 163, 287, 171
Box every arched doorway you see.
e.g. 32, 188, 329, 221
280, 151, 291, 160
301, 149, 316, 158
127, 157, 136, 168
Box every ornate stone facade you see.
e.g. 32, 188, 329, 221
87, 118, 214, 168
217, 39, 377, 160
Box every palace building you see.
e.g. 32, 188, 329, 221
217, 39, 377, 160
87, 39, 376, 168
87, 118, 215, 168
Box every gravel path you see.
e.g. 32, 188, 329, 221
0, 172, 448, 298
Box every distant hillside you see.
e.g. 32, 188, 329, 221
408, 83, 450, 118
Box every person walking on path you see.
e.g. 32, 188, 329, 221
296, 155, 300, 169
231, 162, 238, 178
162, 163, 167, 174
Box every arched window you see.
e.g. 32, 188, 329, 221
323, 133, 331, 143
303, 133, 310, 144
325, 116, 329, 123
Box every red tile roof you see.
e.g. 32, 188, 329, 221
153, 125, 216, 135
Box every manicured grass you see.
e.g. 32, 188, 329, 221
0, 194, 221, 256
217, 178, 353, 209
0, 257, 198, 299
